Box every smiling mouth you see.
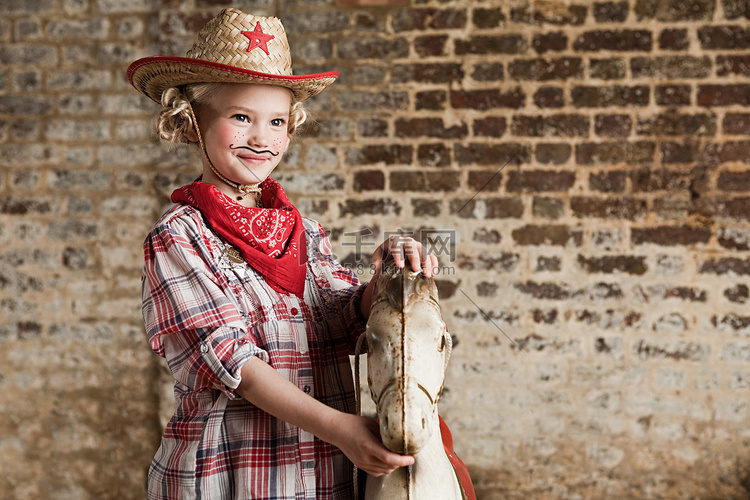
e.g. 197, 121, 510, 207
229, 144, 279, 157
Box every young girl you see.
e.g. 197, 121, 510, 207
127, 8, 438, 500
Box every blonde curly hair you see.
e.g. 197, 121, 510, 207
155, 83, 307, 146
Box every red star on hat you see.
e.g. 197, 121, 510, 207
241, 23, 275, 56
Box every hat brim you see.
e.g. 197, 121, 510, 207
127, 56, 339, 104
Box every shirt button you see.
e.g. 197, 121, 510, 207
200, 343, 209, 353
303, 385, 311, 394
291, 307, 299, 316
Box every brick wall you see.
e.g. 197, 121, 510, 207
1, 0, 749, 498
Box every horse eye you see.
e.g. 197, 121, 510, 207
438, 335, 446, 352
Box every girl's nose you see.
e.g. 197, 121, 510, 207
247, 124, 270, 147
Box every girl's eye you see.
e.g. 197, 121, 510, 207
271, 118, 286, 127
232, 114, 249, 123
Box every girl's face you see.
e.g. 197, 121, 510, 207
194, 83, 292, 200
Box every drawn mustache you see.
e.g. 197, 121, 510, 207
229, 144, 279, 157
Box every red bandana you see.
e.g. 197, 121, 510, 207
171, 178, 307, 297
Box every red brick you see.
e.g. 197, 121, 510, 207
532, 309, 559, 324
635, 0, 715, 20
577, 254, 648, 274
417, 143, 451, 167
414, 35, 448, 57
590, 170, 627, 192
699, 257, 750, 275
631, 56, 711, 79
473, 116, 507, 137
718, 171, 750, 192
590, 58, 627, 80
472, 8, 505, 29
338, 91, 409, 110
512, 114, 589, 137
511, 5, 587, 25
660, 141, 697, 164
631, 226, 711, 246
593, 2, 629, 22
348, 145, 412, 165
595, 114, 632, 137
654, 197, 690, 219
717, 55, 750, 77
723, 0, 750, 19
723, 113, 750, 135
353, 170, 385, 192
456, 252, 520, 272
395, 118, 467, 139
655, 85, 691, 106
512, 224, 583, 246
701, 141, 750, 164
573, 30, 652, 51
392, 63, 464, 84
391, 8, 468, 31
533, 32, 568, 53
718, 228, 750, 250
514, 281, 572, 300
508, 57, 583, 81
536, 143, 572, 164
572, 85, 649, 107
659, 29, 690, 50
532, 197, 565, 219
358, 119, 388, 138
412, 199, 441, 217
471, 63, 504, 82
536, 256, 562, 271
506, 170, 576, 192
575, 141, 655, 165
468, 170, 503, 192
0, 196, 52, 215
473, 229, 502, 244
415, 91, 446, 111
533, 87, 565, 108
339, 198, 402, 217
724, 284, 749, 303
389, 171, 460, 192
636, 113, 716, 136
697, 85, 750, 107
455, 35, 527, 55
450, 88, 525, 110
724, 197, 750, 220
571, 196, 647, 219
456, 143, 530, 166
698, 26, 750, 50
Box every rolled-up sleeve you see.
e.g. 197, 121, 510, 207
142, 215, 268, 399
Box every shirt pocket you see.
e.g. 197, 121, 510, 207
253, 319, 312, 386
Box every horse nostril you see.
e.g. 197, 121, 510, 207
421, 417, 426, 429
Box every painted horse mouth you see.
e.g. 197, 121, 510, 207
229, 144, 280, 157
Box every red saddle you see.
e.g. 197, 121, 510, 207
440, 417, 476, 500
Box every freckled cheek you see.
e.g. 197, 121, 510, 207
273, 135, 288, 153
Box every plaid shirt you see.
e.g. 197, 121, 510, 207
142, 203, 366, 500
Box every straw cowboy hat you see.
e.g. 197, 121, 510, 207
127, 8, 339, 103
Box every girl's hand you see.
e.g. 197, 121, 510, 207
371, 235, 439, 278
330, 413, 414, 477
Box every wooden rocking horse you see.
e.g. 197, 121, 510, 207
355, 262, 475, 500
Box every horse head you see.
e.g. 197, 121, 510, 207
365, 262, 450, 455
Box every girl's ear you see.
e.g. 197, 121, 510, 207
186, 121, 199, 143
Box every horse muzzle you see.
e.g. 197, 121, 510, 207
376, 379, 436, 455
